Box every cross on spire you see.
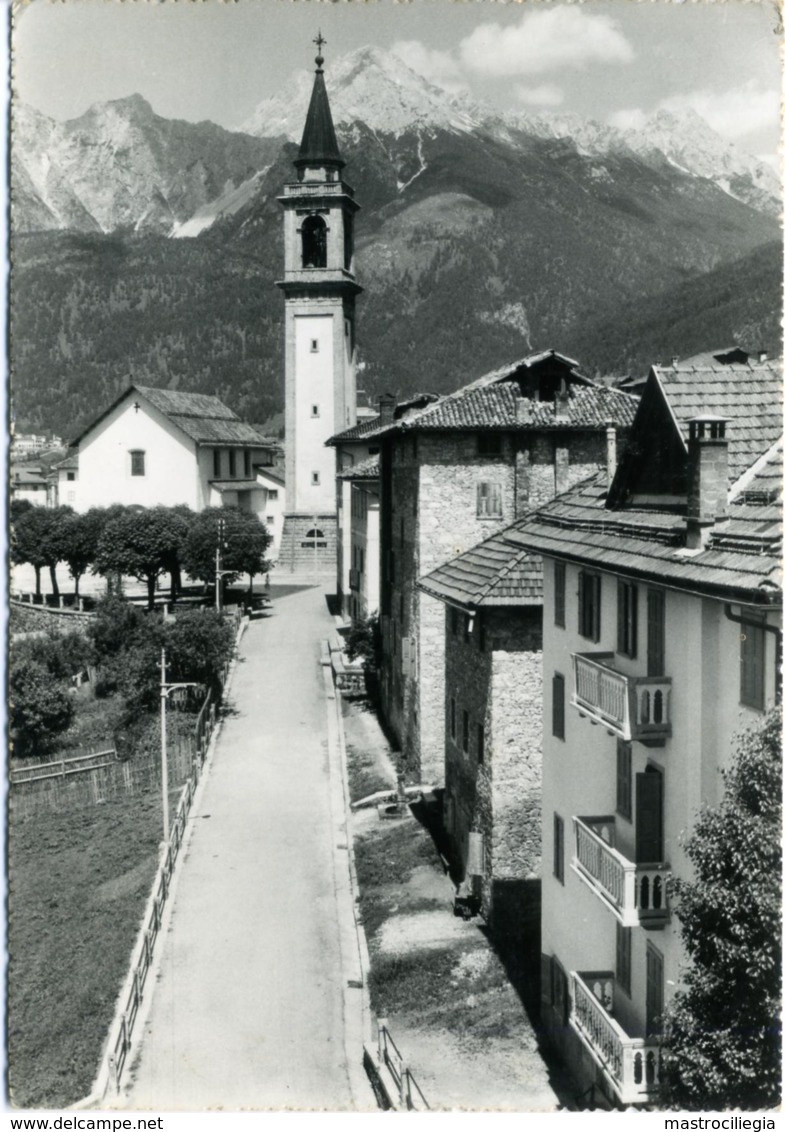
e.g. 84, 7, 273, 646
314, 30, 326, 71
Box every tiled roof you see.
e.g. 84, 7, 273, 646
71, 384, 270, 448
328, 415, 382, 444
653, 363, 783, 486
338, 456, 380, 480
53, 453, 79, 471
254, 465, 285, 486
506, 473, 781, 603
401, 381, 637, 432
418, 529, 543, 609
210, 479, 261, 492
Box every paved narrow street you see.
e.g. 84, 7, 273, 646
121, 584, 366, 1110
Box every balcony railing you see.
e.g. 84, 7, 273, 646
571, 653, 672, 742
282, 181, 354, 198
571, 971, 662, 1106
572, 816, 670, 927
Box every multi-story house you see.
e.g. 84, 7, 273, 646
506, 357, 782, 1106
339, 457, 381, 622
418, 529, 544, 932
376, 350, 637, 785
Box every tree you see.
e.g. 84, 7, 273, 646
94, 506, 191, 609
164, 608, 235, 698
660, 708, 782, 1110
182, 507, 272, 596
60, 509, 105, 598
11, 505, 73, 597
10, 658, 74, 756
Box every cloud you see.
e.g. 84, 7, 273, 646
514, 84, 565, 108
608, 108, 647, 132
658, 82, 779, 140
458, 7, 634, 78
609, 81, 779, 142
391, 39, 465, 94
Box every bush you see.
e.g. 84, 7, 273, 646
10, 659, 75, 757
344, 612, 382, 670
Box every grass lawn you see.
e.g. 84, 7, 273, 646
7, 791, 163, 1109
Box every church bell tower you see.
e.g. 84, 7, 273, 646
276, 35, 361, 571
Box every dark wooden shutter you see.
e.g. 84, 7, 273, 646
646, 945, 665, 1036
554, 561, 566, 627
552, 672, 565, 739
616, 740, 632, 820
636, 769, 663, 864
647, 590, 665, 676
740, 622, 765, 710
592, 575, 602, 642
578, 571, 586, 637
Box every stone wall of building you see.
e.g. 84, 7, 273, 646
444, 606, 543, 925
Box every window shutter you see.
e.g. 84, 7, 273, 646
554, 562, 565, 628
635, 769, 663, 864
401, 637, 411, 676
490, 483, 502, 516
647, 590, 665, 677
646, 945, 665, 1037
740, 622, 765, 710
578, 571, 585, 637
552, 672, 565, 739
592, 575, 602, 642
616, 740, 632, 820
477, 482, 487, 516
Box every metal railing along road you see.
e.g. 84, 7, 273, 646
377, 1020, 429, 1111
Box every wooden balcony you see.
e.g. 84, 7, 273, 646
571, 971, 662, 1106
571, 653, 672, 742
572, 816, 670, 928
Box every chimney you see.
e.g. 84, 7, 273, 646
758, 349, 768, 364
686, 415, 729, 550
605, 421, 617, 488
378, 392, 395, 427
671, 356, 679, 369
554, 388, 570, 422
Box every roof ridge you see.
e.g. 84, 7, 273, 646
728, 435, 784, 502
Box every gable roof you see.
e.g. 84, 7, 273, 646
328, 415, 383, 444
71, 384, 271, 448
337, 456, 380, 480
418, 528, 542, 610
506, 362, 783, 605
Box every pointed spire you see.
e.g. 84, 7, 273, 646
295, 33, 344, 171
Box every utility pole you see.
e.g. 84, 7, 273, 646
314, 514, 319, 580
215, 516, 232, 612
159, 647, 196, 843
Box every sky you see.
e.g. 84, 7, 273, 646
10, 0, 783, 158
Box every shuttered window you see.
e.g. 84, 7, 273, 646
553, 813, 565, 883
647, 589, 666, 677
740, 620, 766, 710
554, 561, 566, 628
616, 923, 632, 996
552, 672, 565, 740
578, 571, 601, 641
646, 944, 665, 1037
477, 481, 503, 518
616, 740, 632, 820
636, 767, 664, 865
617, 579, 638, 658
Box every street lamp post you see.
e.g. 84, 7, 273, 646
215, 517, 233, 612
159, 646, 197, 843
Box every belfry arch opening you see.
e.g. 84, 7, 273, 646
301, 215, 327, 268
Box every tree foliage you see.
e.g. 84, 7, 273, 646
60, 509, 106, 597
10, 658, 74, 756
660, 708, 782, 1110
165, 608, 235, 698
94, 506, 191, 609
181, 506, 272, 590
12, 505, 73, 597
344, 612, 381, 671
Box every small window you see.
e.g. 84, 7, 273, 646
66, 471, 76, 482
477, 481, 503, 518
554, 561, 566, 628
266, 515, 275, 526
617, 923, 632, 996
305, 528, 324, 539
244, 450, 251, 477
229, 450, 236, 477
617, 579, 638, 658
616, 740, 632, 820
477, 722, 485, 764
311, 472, 320, 486
213, 449, 221, 478
310, 338, 319, 353
311, 405, 320, 418
462, 710, 470, 753
553, 813, 564, 884
130, 450, 145, 477
67, 491, 75, 503
450, 698, 456, 741
268, 489, 278, 501
552, 672, 565, 740
478, 433, 503, 457
578, 571, 602, 642
740, 620, 766, 711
